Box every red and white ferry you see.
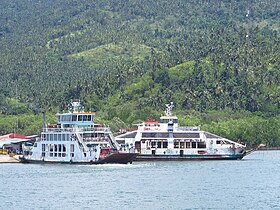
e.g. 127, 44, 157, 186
116, 102, 252, 161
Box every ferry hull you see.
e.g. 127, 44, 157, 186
134, 154, 245, 161
20, 153, 138, 165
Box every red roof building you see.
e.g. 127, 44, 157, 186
0, 133, 30, 140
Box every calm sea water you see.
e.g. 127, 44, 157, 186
1, 150, 280, 210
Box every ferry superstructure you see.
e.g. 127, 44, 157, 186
21, 101, 137, 164
116, 102, 249, 161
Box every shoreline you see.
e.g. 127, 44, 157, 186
258, 147, 280, 151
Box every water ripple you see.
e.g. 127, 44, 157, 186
0, 151, 280, 210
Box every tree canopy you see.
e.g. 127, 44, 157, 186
0, 0, 279, 146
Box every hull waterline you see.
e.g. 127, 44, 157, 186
20, 153, 138, 165
134, 153, 245, 161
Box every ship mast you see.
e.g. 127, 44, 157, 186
165, 102, 174, 116
68, 100, 84, 113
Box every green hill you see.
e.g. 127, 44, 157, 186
0, 0, 279, 146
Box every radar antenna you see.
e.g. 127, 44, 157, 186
165, 102, 174, 116
69, 99, 84, 113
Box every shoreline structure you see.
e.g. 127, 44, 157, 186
0, 154, 20, 163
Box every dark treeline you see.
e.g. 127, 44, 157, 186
0, 0, 279, 146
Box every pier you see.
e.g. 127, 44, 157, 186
0, 154, 20, 163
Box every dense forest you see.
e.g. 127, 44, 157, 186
0, 0, 279, 146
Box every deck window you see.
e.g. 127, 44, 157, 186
160, 119, 178, 123
163, 142, 168, 148
174, 142, 179, 148
83, 115, 88, 121
142, 133, 169, 138
63, 145, 66, 152
186, 142, 191, 148
50, 144, 54, 152
191, 142, 197, 148
198, 142, 206, 148
62, 115, 71, 121
42, 144, 45, 151
72, 115, 77, 121
180, 142, 185, 148
63, 134, 68, 141
173, 133, 200, 138
70, 144, 74, 152
146, 141, 150, 149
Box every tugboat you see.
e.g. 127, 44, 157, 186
116, 102, 252, 161
20, 100, 137, 164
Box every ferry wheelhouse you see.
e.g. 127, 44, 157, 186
116, 102, 249, 161
21, 101, 137, 164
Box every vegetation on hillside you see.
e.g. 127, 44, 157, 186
0, 0, 279, 146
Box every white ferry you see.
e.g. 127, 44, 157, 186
20, 101, 137, 164
116, 102, 253, 161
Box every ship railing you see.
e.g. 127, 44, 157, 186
42, 127, 111, 133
